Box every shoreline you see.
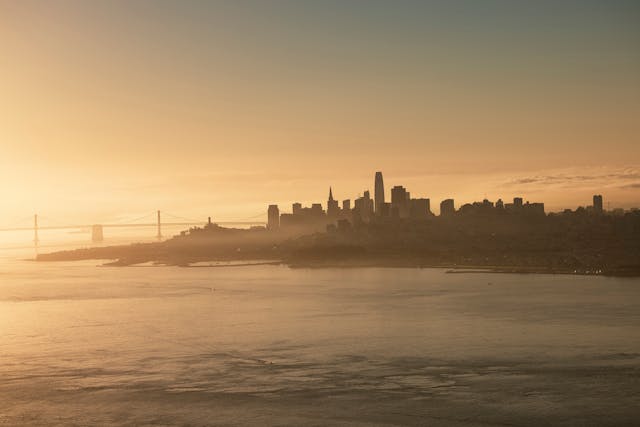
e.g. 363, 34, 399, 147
35, 257, 638, 277
286, 262, 629, 277
32, 239, 640, 277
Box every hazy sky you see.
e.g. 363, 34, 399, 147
1, 0, 639, 224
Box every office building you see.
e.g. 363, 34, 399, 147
354, 191, 374, 221
593, 194, 603, 212
267, 205, 280, 230
374, 171, 385, 214
410, 198, 430, 219
391, 185, 410, 218
440, 199, 455, 217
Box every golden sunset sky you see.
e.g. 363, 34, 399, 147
1, 0, 639, 225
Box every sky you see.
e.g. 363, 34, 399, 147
1, 0, 639, 227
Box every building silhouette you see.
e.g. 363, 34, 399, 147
525, 202, 545, 215
267, 171, 556, 233
391, 186, 411, 218
378, 202, 391, 218
267, 205, 279, 230
354, 190, 374, 222
311, 203, 324, 217
374, 171, 385, 215
410, 198, 430, 219
327, 187, 340, 218
440, 199, 455, 217
593, 194, 603, 212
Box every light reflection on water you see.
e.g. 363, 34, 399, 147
0, 246, 639, 425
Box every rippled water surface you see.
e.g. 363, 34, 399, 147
1, 253, 639, 426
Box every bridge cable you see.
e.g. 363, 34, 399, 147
162, 212, 204, 223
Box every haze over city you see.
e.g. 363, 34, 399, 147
1, 0, 639, 225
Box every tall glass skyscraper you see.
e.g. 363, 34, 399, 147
374, 171, 385, 214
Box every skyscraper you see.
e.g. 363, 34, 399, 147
374, 171, 385, 214
593, 194, 603, 212
409, 198, 430, 219
267, 204, 279, 230
440, 199, 455, 217
327, 187, 340, 218
354, 191, 374, 222
391, 185, 410, 218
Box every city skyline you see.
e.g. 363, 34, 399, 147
0, 168, 634, 231
267, 171, 622, 232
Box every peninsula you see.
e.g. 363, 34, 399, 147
37, 172, 640, 276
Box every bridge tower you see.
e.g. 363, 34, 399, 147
92, 224, 104, 242
34, 214, 39, 245
156, 210, 162, 240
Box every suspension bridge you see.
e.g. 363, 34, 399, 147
0, 211, 266, 245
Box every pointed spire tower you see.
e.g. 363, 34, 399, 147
327, 186, 339, 218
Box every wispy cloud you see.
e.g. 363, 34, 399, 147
501, 166, 640, 190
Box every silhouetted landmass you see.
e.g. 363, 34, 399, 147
37, 209, 640, 276
37, 171, 640, 275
